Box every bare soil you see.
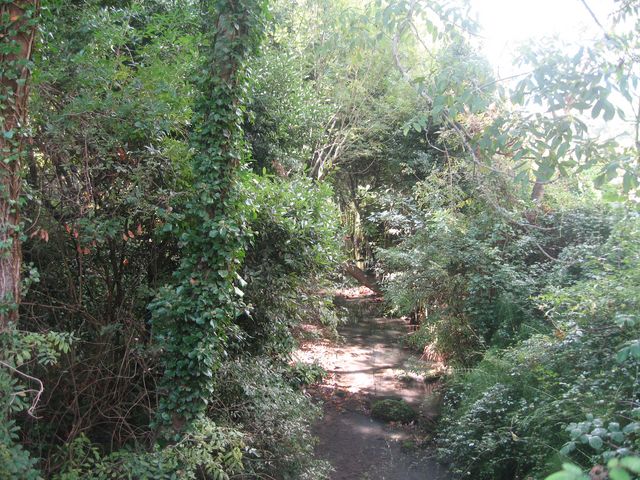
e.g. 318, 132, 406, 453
294, 296, 450, 480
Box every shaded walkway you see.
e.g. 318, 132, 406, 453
295, 297, 449, 480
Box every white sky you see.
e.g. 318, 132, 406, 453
471, 0, 616, 78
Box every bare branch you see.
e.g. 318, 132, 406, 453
0, 360, 44, 418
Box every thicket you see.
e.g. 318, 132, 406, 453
2, 0, 340, 478
2, 0, 640, 479
359, 1, 640, 478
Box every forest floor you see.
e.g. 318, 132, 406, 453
293, 290, 449, 480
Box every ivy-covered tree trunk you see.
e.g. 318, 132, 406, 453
0, 1, 39, 329
150, 0, 266, 430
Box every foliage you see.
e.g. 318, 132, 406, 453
371, 399, 417, 423
53, 420, 244, 480
237, 173, 343, 354
22, 0, 200, 458
0, 0, 40, 325
7, 0, 341, 477
4, 0, 640, 478
547, 457, 640, 480
285, 362, 327, 388
1, 326, 73, 479
376, 162, 609, 364
213, 358, 331, 479
436, 210, 640, 479
148, 0, 268, 428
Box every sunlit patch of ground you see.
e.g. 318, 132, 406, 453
294, 296, 450, 479
334, 285, 381, 299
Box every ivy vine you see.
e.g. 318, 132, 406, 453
149, 0, 267, 431
0, 0, 39, 327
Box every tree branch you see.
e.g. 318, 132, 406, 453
0, 360, 44, 417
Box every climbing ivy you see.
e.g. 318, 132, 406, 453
0, 1, 39, 327
149, 0, 268, 430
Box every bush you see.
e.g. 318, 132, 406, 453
53, 421, 245, 480
1, 328, 74, 479
436, 211, 640, 479
237, 173, 343, 356
286, 362, 327, 387
371, 399, 417, 423
213, 358, 331, 479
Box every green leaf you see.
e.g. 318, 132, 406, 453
233, 286, 244, 298
616, 347, 630, 363
563, 463, 585, 474
610, 431, 625, 443
588, 435, 603, 450
620, 457, 640, 473
546, 473, 572, 480
591, 99, 604, 118
609, 468, 632, 480
603, 100, 616, 121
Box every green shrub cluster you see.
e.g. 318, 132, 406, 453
377, 164, 613, 365
369, 145, 639, 478
53, 420, 245, 480
435, 210, 640, 478
213, 358, 331, 479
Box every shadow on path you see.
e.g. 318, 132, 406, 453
296, 296, 450, 480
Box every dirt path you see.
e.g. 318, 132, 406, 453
295, 297, 449, 480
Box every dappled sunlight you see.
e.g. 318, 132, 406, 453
302, 297, 448, 479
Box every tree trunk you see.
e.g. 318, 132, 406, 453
531, 180, 545, 202
0, 1, 39, 329
343, 263, 382, 294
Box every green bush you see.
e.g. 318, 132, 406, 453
286, 362, 327, 387
213, 358, 331, 479
436, 211, 640, 479
53, 421, 245, 480
237, 173, 343, 356
1, 327, 74, 480
371, 399, 417, 423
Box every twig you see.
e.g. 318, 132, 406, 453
578, 0, 609, 37
0, 360, 44, 418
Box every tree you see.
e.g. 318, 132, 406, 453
150, 0, 268, 430
0, 1, 39, 329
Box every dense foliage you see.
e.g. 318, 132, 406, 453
2, 0, 640, 478
363, 1, 640, 478
2, 0, 341, 478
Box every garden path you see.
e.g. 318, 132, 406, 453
294, 294, 449, 480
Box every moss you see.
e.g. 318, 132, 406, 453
370, 399, 417, 423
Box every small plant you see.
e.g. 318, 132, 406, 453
546, 457, 640, 480
286, 362, 327, 387
371, 399, 417, 423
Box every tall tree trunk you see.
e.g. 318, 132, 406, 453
0, 1, 39, 329
150, 0, 267, 430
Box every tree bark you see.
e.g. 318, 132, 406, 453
0, 1, 39, 329
343, 262, 382, 294
531, 180, 545, 202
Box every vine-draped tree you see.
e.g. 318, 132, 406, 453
0, 1, 39, 328
150, 0, 268, 430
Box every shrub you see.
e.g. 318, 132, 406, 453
53, 420, 245, 480
436, 211, 640, 479
371, 399, 417, 423
237, 173, 343, 356
213, 358, 331, 479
